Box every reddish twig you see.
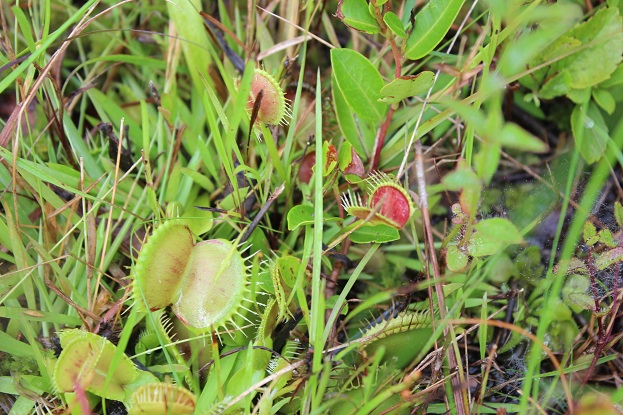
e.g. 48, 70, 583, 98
368, 0, 402, 172
415, 140, 469, 414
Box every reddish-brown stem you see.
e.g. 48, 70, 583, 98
583, 245, 620, 384
370, 107, 396, 172
415, 140, 468, 414
586, 246, 605, 338
368, 1, 403, 172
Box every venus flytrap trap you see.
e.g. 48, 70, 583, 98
259, 255, 302, 323
241, 67, 291, 128
131, 220, 254, 333
342, 171, 415, 230
358, 309, 434, 369
10, 0, 623, 412
127, 383, 196, 415
52, 329, 159, 411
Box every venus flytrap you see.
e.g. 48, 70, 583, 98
261, 255, 302, 323
131, 220, 255, 334
127, 383, 196, 415
51, 329, 161, 414
358, 309, 434, 369
342, 171, 415, 230
242, 67, 291, 127
53, 329, 140, 402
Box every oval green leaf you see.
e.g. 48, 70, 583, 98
379, 72, 435, 104
446, 245, 469, 272
571, 102, 609, 164
287, 204, 315, 230
499, 123, 547, 153
405, 0, 465, 60
383, 11, 406, 38
331, 49, 387, 123
338, 0, 380, 34
350, 223, 400, 243
473, 218, 524, 245
332, 74, 367, 156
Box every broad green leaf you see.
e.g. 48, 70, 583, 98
499, 123, 547, 153
500, 4, 582, 79
331, 49, 386, 123
596, 246, 623, 270
592, 89, 616, 114
571, 102, 609, 164
600, 63, 623, 88
442, 161, 481, 191
567, 292, 595, 312
599, 229, 616, 248
474, 142, 501, 185
338, 0, 380, 34
467, 233, 500, 257
562, 7, 623, 89
583, 222, 597, 245
442, 161, 481, 215
566, 86, 591, 104
562, 274, 591, 313
185, 194, 214, 236
383, 11, 406, 38
378, 72, 435, 104
446, 245, 469, 272
287, 205, 315, 230
474, 218, 524, 245
332, 74, 372, 157
528, 7, 623, 99
405, 0, 465, 60
350, 223, 400, 243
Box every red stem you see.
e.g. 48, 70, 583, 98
368, 1, 402, 172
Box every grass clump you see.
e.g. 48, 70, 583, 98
2, 0, 623, 414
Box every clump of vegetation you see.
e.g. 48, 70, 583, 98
2, 0, 623, 414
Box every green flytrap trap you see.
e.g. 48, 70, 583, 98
52, 329, 195, 415
131, 220, 254, 333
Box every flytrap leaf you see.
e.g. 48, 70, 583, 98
245, 68, 290, 126
53, 330, 138, 401
132, 220, 251, 331
338, 141, 365, 178
360, 310, 433, 369
128, 383, 196, 415
405, 0, 466, 60
342, 172, 415, 230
